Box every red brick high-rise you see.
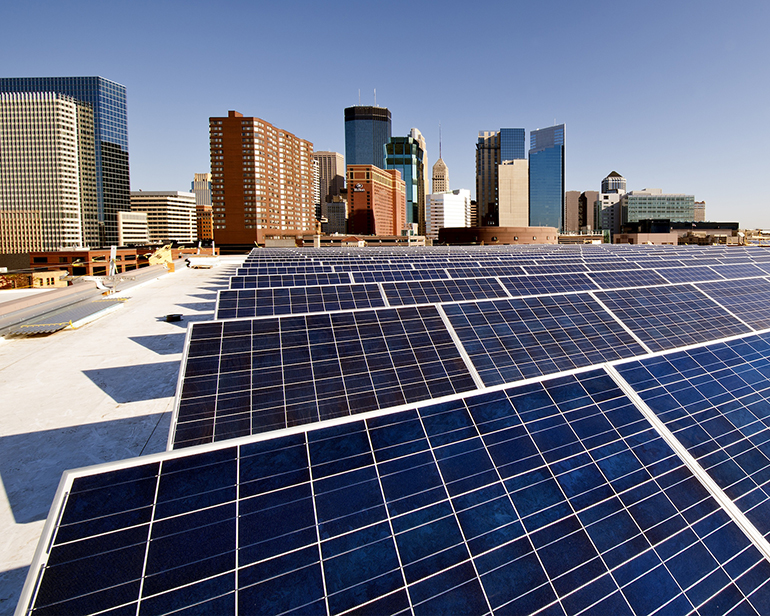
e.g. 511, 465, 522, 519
209, 111, 314, 247
347, 165, 406, 236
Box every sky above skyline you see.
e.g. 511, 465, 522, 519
3, 0, 769, 227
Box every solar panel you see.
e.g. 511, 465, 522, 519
585, 261, 641, 272
229, 273, 353, 289
22, 369, 770, 615
444, 266, 526, 278
523, 264, 588, 275
215, 284, 386, 319
587, 269, 669, 289
596, 285, 752, 353
654, 265, 725, 284
499, 273, 599, 297
382, 278, 510, 307
695, 278, 770, 331
352, 269, 449, 283
615, 332, 770, 541
172, 306, 478, 448
441, 295, 646, 386
709, 264, 768, 280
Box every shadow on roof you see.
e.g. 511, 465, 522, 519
0, 565, 29, 613
174, 301, 216, 312
0, 413, 166, 523
129, 333, 186, 355
82, 361, 180, 404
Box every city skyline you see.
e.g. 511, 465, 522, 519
2, 1, 768, 227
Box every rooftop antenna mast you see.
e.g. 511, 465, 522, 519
439, 122, 442, 159
374, 88, 377, 107
358, 89, 361, 105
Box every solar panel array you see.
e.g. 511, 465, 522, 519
18, 244, 770, 616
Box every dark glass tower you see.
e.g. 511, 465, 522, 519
529, 124, 565, 230
499, 128, 526, 161
344, 106, 391, 170
0, 76, 130, 246
385, 136, 424, 228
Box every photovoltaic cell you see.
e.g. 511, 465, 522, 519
442, 295, 646, 386
382, 278, 509, 306
616, 332, 770, 541
696, 278, 770, 331
587, 269, 669, 290
654, 265, 725, 284
596, 285, 752, 353
499, 272, 599, 297
444, 266, 525, 278
352, 270, 449, 283
25, 371, 770, 615
215, 284, 385, 319
523, 264, 588, 275
229, 273, 352, 289
173, 306, 478, 448
709, 264, 767, 279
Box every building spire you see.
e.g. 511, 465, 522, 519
439, 122, 442, 159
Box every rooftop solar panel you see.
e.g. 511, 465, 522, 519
587, 269, 669, 290
584, 261, 642, 272
382, 278, 510, 306
21, 370, 770, 615
172, 306, 478, 448
709, 264, 768, 280
215, 284, 386, 319
595, 285, 752, 353
522, 264, 589, 275
441, 295, 646, 386
615, 332, 770, 542
499, 272, 599, 297
444, 266, 526, 278
229, 273, 353, 289
352, 270, 449, 283
695, 278, 770, 331
654, 265, 725, 284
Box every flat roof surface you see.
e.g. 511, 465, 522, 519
0, 257, 245, 614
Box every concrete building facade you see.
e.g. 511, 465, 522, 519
498, 160, 529, 227
432, 158, 449, 194
425, 189, 471, 240
0, 91, 98, 253
346, 165, 406, 236
130, 191, 196, 243
209, 111, 314, 246
313, 151, 345, 205
476, 129, 526, 227
117, 211, 149, 245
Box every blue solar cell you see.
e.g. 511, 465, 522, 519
499, 272, 598, 297
442, 295, 646, 386
696, 278, 770, 331
596, 285, 752, 352
588, 269, 669, 289
382, 278, 509, 306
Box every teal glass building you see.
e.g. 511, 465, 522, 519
344, 106, 391, 170
0, 76, 130, 246
529, 124, 565, 230
385, 136, 424, 228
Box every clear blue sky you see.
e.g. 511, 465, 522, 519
4, 0, 769, 227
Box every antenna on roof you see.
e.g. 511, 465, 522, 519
374, 88, 377, 106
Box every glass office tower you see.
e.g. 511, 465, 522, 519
385, 136, 425, 229
500, 128, 526, 162
529, 124, 565, 230
0, 76, 130, 246
344, 106, 391, 170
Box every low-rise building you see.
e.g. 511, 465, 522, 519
425, 189, 471, 240
130, 191, 196, 243
117, 211, 149, 246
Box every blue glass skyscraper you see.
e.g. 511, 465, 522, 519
385, 136, 424, 228
0, 76, 130, 245
344, 106, 391, 170
529, 124, 565, 230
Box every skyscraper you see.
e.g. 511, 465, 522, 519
313, 151, 345, 205
191, 173, 213, 240
209, 110, 314, 246
0, 76, 130, 246
385, 135, 425, 230
602, 170, 627, 194
0, 91, 98, 252
476, 129, 526, 226
432, 127, 449, 194
529, 124, 565, 229
344, 106, 391, 169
